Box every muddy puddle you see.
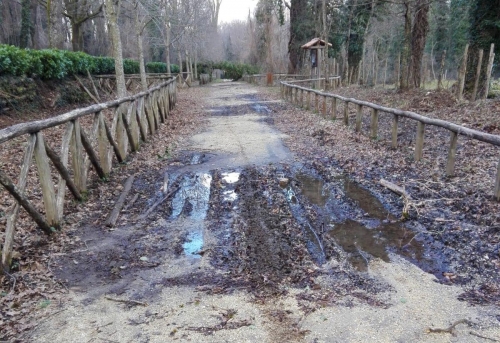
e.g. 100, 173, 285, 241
163, 153, 446, 277
281, 169, 448, 275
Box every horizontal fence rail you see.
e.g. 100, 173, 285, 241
93, 73, 187, 94
0, 78, 177, 271
244, 74, 342, 90
279, 81, 500, 201
243, 73, 309, 86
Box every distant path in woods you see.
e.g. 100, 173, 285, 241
29, 82, 499, 343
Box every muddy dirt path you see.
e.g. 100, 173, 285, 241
29, 82, 499, 342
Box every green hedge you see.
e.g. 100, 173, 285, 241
0, 45, 173, 79
197, 61, 259, 80
214, 61, 259, 80
146, 62, 179, 74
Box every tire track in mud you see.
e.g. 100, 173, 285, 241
205, 166, 389, 342
30, 82, 500, 343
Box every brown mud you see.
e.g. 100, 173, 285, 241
7, 81, 499, 342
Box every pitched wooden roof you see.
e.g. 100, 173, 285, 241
301, 38, 333, 49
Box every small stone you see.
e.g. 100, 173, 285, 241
140, 256, 149, 262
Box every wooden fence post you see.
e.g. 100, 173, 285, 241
322, 96, 327, 117
446, 131, 458, 176
1, 134, 36, 270
415, 122, 425, 161
472, 49, 484, 101
122, 104, 139, 152
97, 112, 111, 174
306, 91, 311, 110
343, 101, 349, 126
115, 105, 128, 160
70, 119, 86, 193
136, 98, 148, 143
392, 115, 399, 148
484, 43, 495, 99
34, 132, 58, 227
55, 122, 74, 219
331, 97, 337, 120
437, 50, 447, 90
315, 93, 319, 113
145, 95, 155, 135
457, 43, 469, 101
355, 104, 362, 132
370, 108, 379, 139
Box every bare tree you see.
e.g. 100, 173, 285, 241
103, 0, 126, 96
63, 0, 102, 51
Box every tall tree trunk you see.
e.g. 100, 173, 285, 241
104, 0, 126, 97
288, 0, 308, 74
400, 2, 412, 91
46, 0, 64, 48
135, 4, 147, 91
210, 0, 222, 32
266, 10, 273, 73
20, 0, 31, 48
71, 22, 83, 51
343, 0, 355, 84
410, 0, 430, 88
194, 46, 198, 79
163, 0, 171, 74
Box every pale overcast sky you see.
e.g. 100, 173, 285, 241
218, 0, 257, 24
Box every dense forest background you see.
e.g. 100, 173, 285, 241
0, 0, 499, 94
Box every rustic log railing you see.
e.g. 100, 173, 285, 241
242, 74, 308, 86
280, 81, 500, 201
0, 77, 177, 270
283, 76, 342, 90
244, 74, 342, 90
94, 73, 181, 93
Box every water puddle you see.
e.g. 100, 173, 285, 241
280, 177, 326, 264
183, 230, 203, 258
328, 219, 421, 271
252, 104, 271, 114
223, 190, 238, 201
171, 173, 212, 220
342, 177, 392, 220
296, 173, 330, 206
190, 154, 202, 165
222, 172, 240, 184
330, 176, 443, 273
170, 173, 212, 258
282, 170, 444, 273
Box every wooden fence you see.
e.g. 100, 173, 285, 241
280, 81, 500, 201
243, 74, 308, 86
244, 74, 342, 90
0, 77, 177, 270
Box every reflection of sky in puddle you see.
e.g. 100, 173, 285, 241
171, 173, 212, 220
222, 172, 240, 184
252, 104, 271, 114
223, 190, 238, 201
183, 231, 203, 258
190, 154, 201, 165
